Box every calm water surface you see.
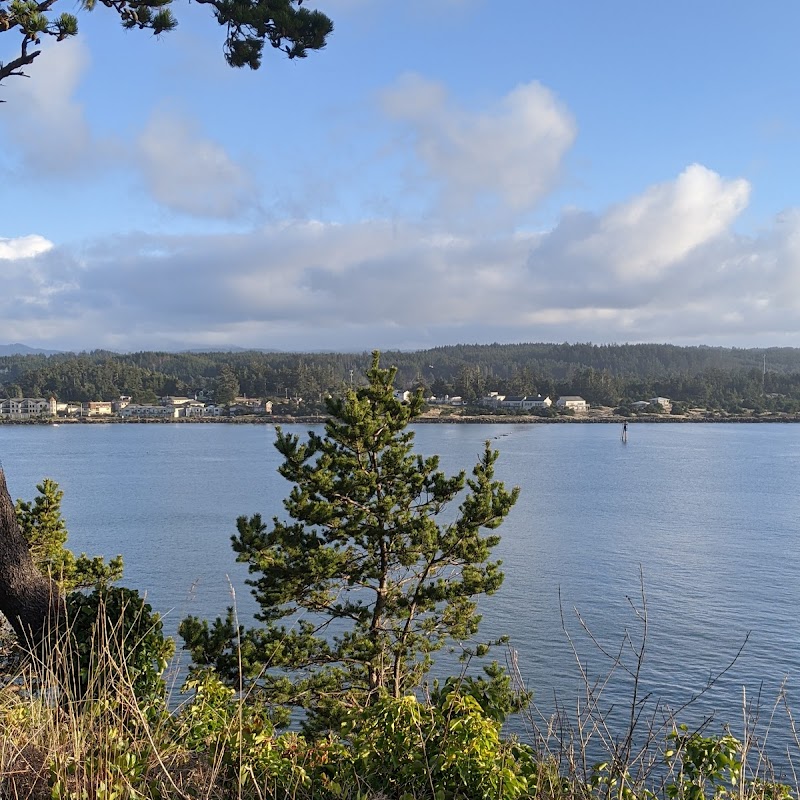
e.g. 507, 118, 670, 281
1, 422, 798, 754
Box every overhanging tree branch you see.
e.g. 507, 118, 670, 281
1, 0, 332, 95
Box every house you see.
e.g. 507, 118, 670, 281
630, 401, 651, 410
500, 395, 551, 410
182, 402, 207, 418
556, 395, 588, 413
500, 395, 526, 409
162, 397, 193, 415
56, 401, 82, 417
0, 397, 54, 418
393, 390, 412, 403
118, 404, 176, 419
649, 397, 672, 411
522, 395, 552, 410
479, 392, 505, 407
82, 401, 113, 417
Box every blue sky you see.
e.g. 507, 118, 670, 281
2, 0, 800, 352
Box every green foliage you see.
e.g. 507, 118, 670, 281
174, 671, 538, 800
176, 670, 314, 797
666, 726, 742, 800
1, 0, 331, 92
213, 364, 241, 406
214, 0, 334, 70
590, 761, 655, 800
181, 352, 519, 733
49, 725, 157, 800
9, 343, 800, 414
431, 662, 531, 726
15, 478, 123, 592
64, 586, 174, 708
339, 692, 538, 800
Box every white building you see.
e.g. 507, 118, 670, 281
182, 402, 207, 418
0, 397, 55, 418
556, 396, 588, 413
56, 401, 82, 417
523, 395, 552, 410
649, 397, 672, 410
479, 392, 506, 407
500, 395, 552, 410
500, 395, 526, 409
118, 404, 177, 419
82, 401, 113, 417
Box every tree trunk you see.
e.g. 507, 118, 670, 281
0, 468, 62, 646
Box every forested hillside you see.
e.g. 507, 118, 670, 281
2, 343, 800, 412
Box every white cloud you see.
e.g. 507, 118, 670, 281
137, 112, 258, 218
565, 164, 751, 280
5, 164, 800, 352
0, 40, 97, 172
381, 75, 576, 216
0, 235, 54, 260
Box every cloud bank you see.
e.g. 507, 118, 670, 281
3, 164, 800, 351
1, 46, 796, 351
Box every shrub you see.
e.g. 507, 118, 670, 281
63, 586, 174, 710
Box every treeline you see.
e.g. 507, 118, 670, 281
2, 343, 800, 412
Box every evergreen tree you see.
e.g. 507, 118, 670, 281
16, 478, 123, 592
1, 0, 332, 93
181, 352, 519, 731
213, 366, 240, 406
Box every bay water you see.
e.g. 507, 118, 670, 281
1, 422, 799, 765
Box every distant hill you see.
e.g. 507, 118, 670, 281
0, 343, 62, 357
4, 342, 800, 412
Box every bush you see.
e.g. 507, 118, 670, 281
63, 586, 174, 709
339, 691, 538, 800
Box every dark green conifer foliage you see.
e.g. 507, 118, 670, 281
1, 0, 332, 94
213, 365, 241, 406
16, 478, 123, 592
181, 352, 519, 731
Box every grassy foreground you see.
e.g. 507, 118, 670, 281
0, 601, 797, 800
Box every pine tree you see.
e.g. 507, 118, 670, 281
213, 366, 240, 406
1, 0, 332, 92
181, 352, 519, 731
16, 478, 123, 592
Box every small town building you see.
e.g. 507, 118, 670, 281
500, 395, 552, 410
0, 397, 55, 418
500, 395, 526, 409
556, 396, 589, 413
479, 392, 506, 407
649, 397, 672, 410
118, 404, 176, 419
82, 401, 113, 417
523, 395, 552, 410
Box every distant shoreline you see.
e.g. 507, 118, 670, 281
2, 412, 800, 425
